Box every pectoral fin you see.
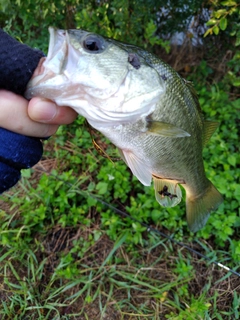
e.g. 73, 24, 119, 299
153, 177, 182, 207
146, 120, 190, 138
119, 149, 152, 186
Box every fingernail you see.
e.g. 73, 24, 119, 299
33, 100, 57, 122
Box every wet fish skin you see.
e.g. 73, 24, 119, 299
25, 28, 223, 232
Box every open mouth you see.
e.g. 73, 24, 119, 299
25, 28, 68, 99
44, 27, 68, 75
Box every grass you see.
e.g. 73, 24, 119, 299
0, 219, 239, 320
0, 222, 239, 319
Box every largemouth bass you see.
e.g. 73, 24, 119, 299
25, 27, 223, 232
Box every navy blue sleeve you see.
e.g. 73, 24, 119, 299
0, 29, 44, 193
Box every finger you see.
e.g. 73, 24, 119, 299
0, 90, 58, 137
28, 97, 78, 124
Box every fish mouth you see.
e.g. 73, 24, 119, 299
38, 27, 68, 76
48, 27, 67, 70
25, 27, 68, 97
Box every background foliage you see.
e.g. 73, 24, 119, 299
0, 0, 239, 319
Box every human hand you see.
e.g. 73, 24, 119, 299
0, 90, 77, 137
0, 30, 78, 194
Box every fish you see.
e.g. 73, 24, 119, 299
25, 27, 223, 232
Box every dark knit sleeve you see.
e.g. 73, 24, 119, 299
0, 29, 44, 95
0, 29, 44, 193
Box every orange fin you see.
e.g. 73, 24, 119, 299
186, 180, 223, 232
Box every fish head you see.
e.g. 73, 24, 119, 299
25, 27, 165, 127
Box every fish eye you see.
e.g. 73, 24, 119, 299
83, 34, 106, 53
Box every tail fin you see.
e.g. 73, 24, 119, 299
186, 181, 223, 232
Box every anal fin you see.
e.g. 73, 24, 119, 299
153, 176, 182, 207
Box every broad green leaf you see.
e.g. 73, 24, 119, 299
235, 32, 240, 46
221, 0, 237, 6
228, 155, 237, 166
214, 9, 227, 18
232, 78, 240, 86
219, 17, 228, 30
213, 25, 219, 35
206, 18, 217, 26
204, 28, 213, 37
96, 182, 108, 195
230, 30, 237, 36
229, 7, 238, 15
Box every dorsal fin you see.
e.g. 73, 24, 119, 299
184, 79, 201, 112
202, 121, 219, 147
